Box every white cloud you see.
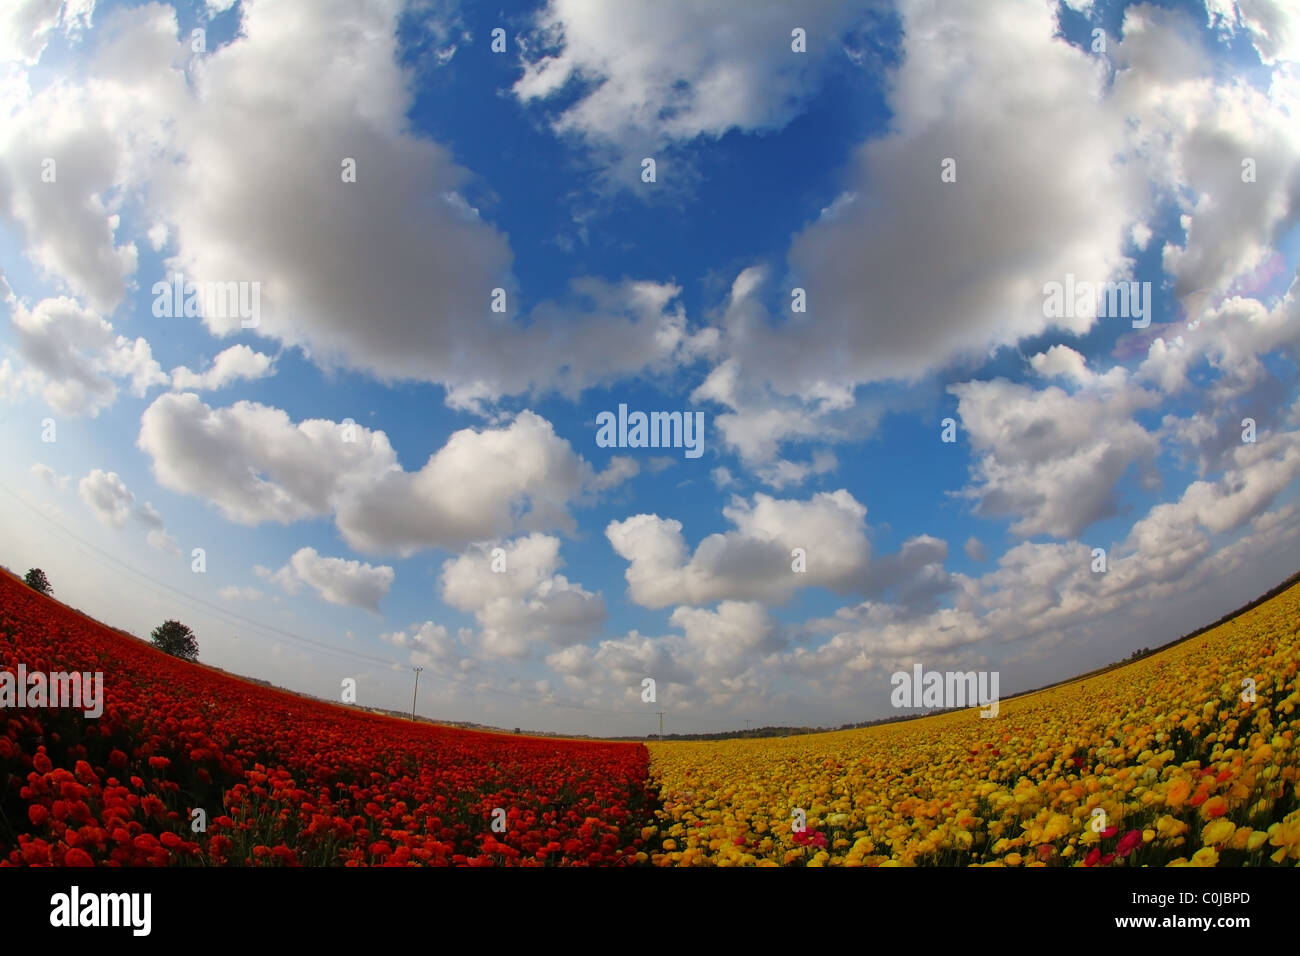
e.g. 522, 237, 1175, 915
708, 0, 1144, 408
0, 4, 183, 311
133, 500, 180, 554
30, 462, 69, 491
3, 293, 167, 416
138, 394, 606, 557
0, 0, 94, 67
380, 620, 461, 668
951, 377, 1160, 538
75, 467, 178, 552
78, 468, 134, 527
588, 455, 638, 491
263, 546, 394, 613
606, 489, 870, 608
439, 533, 605, 658
513, 0, 873, 160
170, 344, 274, 391
1209, 0, 1300, 65
1112, 4, 1300, 298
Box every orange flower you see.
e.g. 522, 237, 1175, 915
1165, 778, 1192, 808
1200, 796, 1229, 819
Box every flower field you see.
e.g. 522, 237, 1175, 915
644, 581, 1300, 866
0, 571, 656, 866
4, 565, 1300, 867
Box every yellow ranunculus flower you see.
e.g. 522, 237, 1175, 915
640, 581, 1300, 866
1200, 819, 1235, 846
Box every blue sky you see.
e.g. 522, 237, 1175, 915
2, 0, 1299, 735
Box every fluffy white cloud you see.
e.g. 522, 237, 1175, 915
1208, 0, 1300, 66
692, 0, 1300, 480
606, 489, 869, 608
380, 620, 464, 669
78, 468, 133, 527
782, 425, 1300, 703
170, 345, 274, 391
138, 394, 620, 555
3, 293, 166, 416
587, 455, 638, 491
1113, 5, 1300, 301
951, 376, 1160, 539
262, 546, 394, 613
334, 411, 600, 555
708, 0, 1144, 409
132, 500, 179, 555
440, 533, 605, 658
0, 0, 93, 65
138, 392, 396, 526
0, 4, 184, 311
2, 0, 717, 413
76, 467, 178, 552
669, 601, 784, 676
513, 0, 873, 156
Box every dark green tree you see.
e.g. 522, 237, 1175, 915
150, 619, 199, 662
23, 568, 52, 595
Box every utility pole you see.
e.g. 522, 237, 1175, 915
745, 720, 750, 732
411, 666, 424, 720
656, 711, 664, 741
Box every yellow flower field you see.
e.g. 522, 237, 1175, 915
645, 580, 1300, 867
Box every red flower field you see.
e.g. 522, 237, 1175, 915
0, 572, 658, 866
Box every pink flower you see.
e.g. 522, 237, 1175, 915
1116, 830, 1143, 857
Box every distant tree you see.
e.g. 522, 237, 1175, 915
150, 620, 199, 662
23, 568, 52, 596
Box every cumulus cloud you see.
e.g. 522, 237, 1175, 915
513, 0, 875, 169
692, 0, 1300, 477
706, 0, 1144, 409
0, 0, 91, 65
78, 468, 134, 527
2, 0, 719, 414
1114, 4, 1300, 301
380, 620, 464, 669
170, 345, 275, 391
439, 533, 605, 658
76, 468, 179, 552
2, 292, 167, 416
950, 376, 1160, 539
587, 455, 638, 491
1207, 0, 1300, 67
138, 394, 616, 555
0, 4, 183, 311
261, 546, 394, 613
606, 489, 870, 608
